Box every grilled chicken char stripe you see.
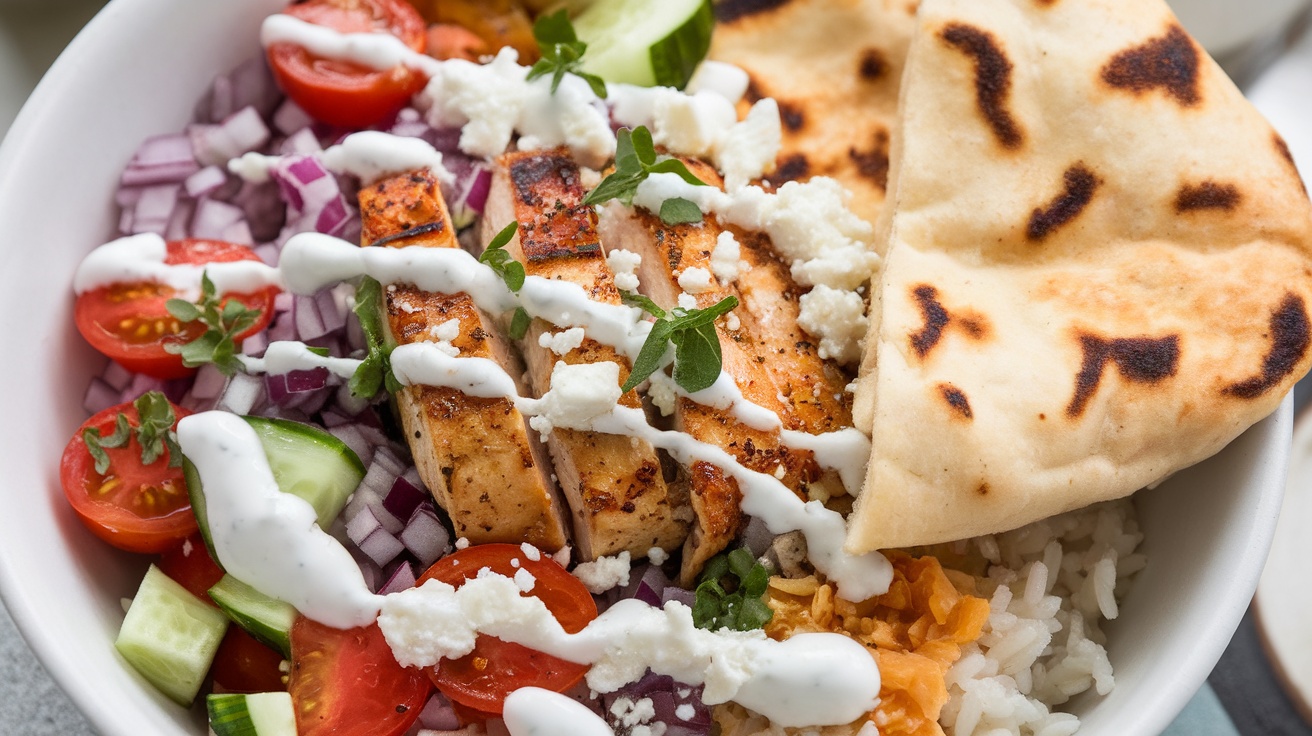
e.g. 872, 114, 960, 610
358, 170, 569, 551
480, 149, 691, 562
599, 160, 842, 585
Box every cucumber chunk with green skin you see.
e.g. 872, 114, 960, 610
185, 415, 366, 564
115, 564, 228, 706
575, 0, 714, 88
208, 692, 297, 736
208, 575, 297, 658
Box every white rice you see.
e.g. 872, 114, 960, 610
939, 499, 1146, 736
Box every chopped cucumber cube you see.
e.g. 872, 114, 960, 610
209, 692, 297, 736
209, 575, 296, 658
575, 0, 714, 88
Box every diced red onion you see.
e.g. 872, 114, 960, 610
83, 378, 120, 415
253, 243, 280, 267
217, 373, 265, 415
328, 424, 374, 466
266, 313, 297, 344
189, 364, 229, 401
226, 56, 282, 120
400, 505, 450, 568
380, 561, 416, 595
661, 586, 696, 608
102, 361, 133, 391
418, 693, 461, 731
190, 107, 271, 167
293, 295, 328, 340
383, 476, 427, 522
184, 166, 229, 199
131, 185, 180, 235
372, 446, 406, 478
331, 383, 371, 418
279, 126, 322, 155
165, 199, 196, 241
741, 515, 775, 558
265, 368, 329, 407
241, 331, 269, 357
191, 199, 249, 243
118, 208, 135, 235
121, 134, 200, 187
273, 99, 316, 137
358, 524, 405, 567
234, 180, 287, 243
116, 186, 144, 209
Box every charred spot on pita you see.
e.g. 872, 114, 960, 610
774, 153, 810, 183
1028, 164, 1100, 242
1101, 25, 1201, 107
976, 483, 990, 496
778, 102, 806, 132
938, 384, 973, 419
714, 0, 793, 23
1224, 293, 1311, 399
940, 23, 1024, 149
1067, 334, 1180, 417
910, 286, 951, 357
849, 130, 891, 188
1175, 181, 1241, 212
859, 48, 888, 81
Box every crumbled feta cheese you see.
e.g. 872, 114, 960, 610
511, 558, 520, 568
675, 703, 696, 721
431, 318, 460, 342
538, 327, 586, 356
528, 361, 623, 438
709, 231, 744, 284
455, 537, 470, 550
572, 551, 632, 594
677, 267, 713, 295
418, 48, 527, 160
606, 247, 643, 293
773, 465, 786, 480
611, 696, 657, 728
648, 546, 669, 565
798, 285, 869, 365
677, 292, 698, 311
651, 90, 738, 159
686, 61, 751, 104
552, 545, 571, 567
725, 313, 741, 332
647, 371, 678, 417
516, 74, 615, 169
394, 299, 418, 314
521, 542, 541, 561
714, 99, 782, 191
514, 567, 536, 593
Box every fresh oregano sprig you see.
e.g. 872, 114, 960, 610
164, 272, 262, 377
82, 391, 182, 476
621, 291, 738, 393
349, 276, 402, 398
480, 221, 533, 340
582, 126, 708, 227
692, 547, 774, 632
526, 10, 608, 98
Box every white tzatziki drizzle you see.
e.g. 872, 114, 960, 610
229, 131, 453, 186
176, 412, 383, 628
503, 688, 614, 736
378, 576, 881, 728
72, 233, 283, 298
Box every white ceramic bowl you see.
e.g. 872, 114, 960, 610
0, 1, 1292, 735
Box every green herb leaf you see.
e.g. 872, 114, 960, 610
163, 271, 262, 377
81, 391, 180, 475
692, 547, 775, 632
620, 291, 666, 320
509, 306, 532, 340
525, 10, 608, 99
583, 126, 708, 209
480, 222, 527, 293
619, 295, 738, 393
659, 197, 703, 225
349, 276, 399, 399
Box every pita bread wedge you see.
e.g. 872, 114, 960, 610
848, 0, 1312, 552
709, 0, 917, 229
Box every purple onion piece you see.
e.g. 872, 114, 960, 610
661, 586, 696, 608
383, 476, 427, 522
418, 693, 461, 731
83, 379, 120, 415
184, 165, 229, 199
191, 198, 248, 242
400, 505, 451, 568
132, 185, 180, 235
380, 561, 417, 595
121, 133, 200, 187
165, 199, 196, 241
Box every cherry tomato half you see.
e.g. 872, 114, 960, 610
289, 617, 431, 736
268, 0, 427, 129
157, 533, 225, 605
213, 627, 288, 695
419, 544, 597, 714
59, 399, 195, 553
74, 239, 277, 379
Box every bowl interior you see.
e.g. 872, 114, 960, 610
0, 1, 1289, 734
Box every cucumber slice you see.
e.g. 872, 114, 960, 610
186, 415, 366, 563
208, 575, 297, 658
575, 0, 714, 89
115, 564, 229, 706
208, 692, 297, 736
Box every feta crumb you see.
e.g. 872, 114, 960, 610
709, 231, 743, 284
520, 543, 541, 561
528, 361, 623, 438
511, 558, 520, 568
514, 567, 536, 593
856, 722, 880, 736
677, 292, 698, 311
611, 696, 657, 729
725, 313, 741, 332
395, 299, 418, 314
686, 61, 751, 104
647, 546, 669, 565
552, 545, 571, 567
647, 372, 678, 417
455, 537, 470, 550
773, 465, 786, 480
538, 327, 587, 356
677, 267, 713, 295
797, 285, 869, 365
651, 90, 738, 159
675, 703, 696, 721
606, 248, 643, 293
572, 551, 632, 594
431, 318, 460, 343
419, 48, 527, 159
714, 99, 783, 191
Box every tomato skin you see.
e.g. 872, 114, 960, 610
213, 627, 288, 695
267, 0, 427, 129
73, 239, 277, 379
418, 544, 598, 714
157, 533, 224, 605
59, 400, 195, 553
290, 617, 431, 736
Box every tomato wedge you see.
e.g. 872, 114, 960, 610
74, 239, 277, 379
157, 533, 225, 604
419, 544, 597, 714
267, 0, 427, 129
59, 398, 195, 553
213, 627, 288, 695
289, 617, 431, 736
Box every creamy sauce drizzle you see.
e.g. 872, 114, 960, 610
72, 233, 283, 297
230, 131, 453, 186
503, 688, 614, 736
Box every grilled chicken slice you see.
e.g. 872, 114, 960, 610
478, 149, 690, 562
358, 170, 569, 551
596, 164, 833, 584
